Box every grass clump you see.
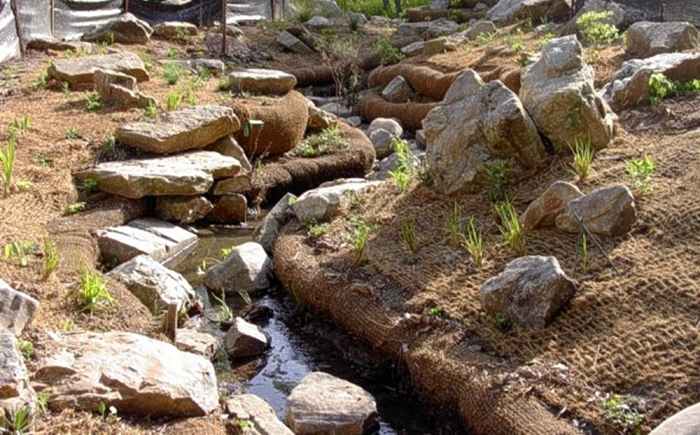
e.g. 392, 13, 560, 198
8, 116, 31, 135
343, 216, 377, 267
42, 236, 60, 280
400, 217, 418, 264
388, 138, 417, 192
162, 63, 183, 85
376, 36, 402, 65
211, 292, 232, 322
167, 91, 184, 111
78, 266, 114, 313
495, 200, 525, 254
626, 155, 656, 194
65, 127, 80, 139
569, 138, 594, 180
4, 241, 37, 267
0, 406, 32, 434
143, 101, 158, 119
461, 217, 484, 267
84, 91, 103, 112
576, 11, 620, 48
295, 126, 347, 157
0, 133, 15, 197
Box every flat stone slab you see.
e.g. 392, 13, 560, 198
48, 52, 149, 85
229, 69, 297, 95
116, 106, 241, 154
80, 151, 241, 199
0, 279, 39, 336
97, 218, 197, 268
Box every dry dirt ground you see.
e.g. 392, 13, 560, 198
0, 19, 697, 434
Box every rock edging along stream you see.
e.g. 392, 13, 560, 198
273, 220, 577, 435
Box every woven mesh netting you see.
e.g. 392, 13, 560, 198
274, 101, 700, 433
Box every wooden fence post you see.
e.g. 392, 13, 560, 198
163, 303, 178, 342
10, 0, 24, 54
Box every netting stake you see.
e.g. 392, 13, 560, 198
574, 212, 622, 277
221, 0, 227, 55
51, 0, 55, 37
124, 0, 130, 13
10, 0, 24, 54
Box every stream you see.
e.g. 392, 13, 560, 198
175, 224, 461, 435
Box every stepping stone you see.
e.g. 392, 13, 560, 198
229, 69, 297, 95
0, 279, 39, 336
48, 52, 149, 85
94, 68, 155, 109
116, 106, 241, 154
97, 218, 197, 268
79, 151, 241, 199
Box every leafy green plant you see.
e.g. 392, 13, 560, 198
77, 266, 114, 313
35, 69, 48, 89
427, 306, 444, 317
482, 312, 510, 331
569, 138, 594, 180
42, 236, 60, 280
4, 241, 36, 267
96, 133, 126, 162
649, 72, 674, 105
461, 217, 483, 267
400, 217, 418, 264
168, 47, 179, 58
476, 31, 496, 44
18, 339, 34, 360
66, 202, 86, 215
220, 247, 233, 259
447, 200, 464, 248
294, 0, 315, 22
84, 91, 103, 112
15, 181, 31, 192
167, 91, 183, 111
77, 177, 99, 192
0, 406, 32, 434
143, 101, 158, 119
576, 11, 620, 48
36, 390, 51, 414
104, 30, 116, 45
218, 77, 233, 91
308, 219, 330, 238
484, 159, 509, 203
295, 126, 348, 157
343, 218, 377, 267
495, 200, 525, 254
0, 133, 15, 197
601, 394, 644, 433
626, 156, 656, 194
162, 63, 183, 85
65, 127, 80, 139
537, 32, 554, 51
376, 36, 402, 65
62, 81, 71, 99
389, 138, 417, 192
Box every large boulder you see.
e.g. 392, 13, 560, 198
224, 317, 269, 359
425, 70, 545, 195
462, 20, 497, 41
83, 13, 153, 44
116, 106, 241, 154
487, 0, 572, 24
519, 181, 583, 231
107, 255, 195, 312
555, 185, 636, 237
204, 242, 270, 295
96, 218, 198, 268
80, 151, 241, 199
155, 196, 214, 224
480, 256, 576, 329
229, 69, 297, 95
626, 22, 700, 58
253, 193, 297, 254
0, 279, 39, 336
33, 332, 218, 416
292, 179, 380, 222
210, 194, 248, 224
367, 118, 404, 159
94, 68, 155, 109
226, 394, 294, 434
601, 52, 700, 110
48, 52, 148, 85
520, 36, 616, 153
0, 333, 36, 419
285, 372, 378, 435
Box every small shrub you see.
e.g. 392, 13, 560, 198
294, 0, 315, 23
569, 138, 594, 180
65, 127, 80, 139
143, 101, 158, 119
484, 159, 509, 203
389, 138, 417, 192
77, 177, 99, 192
84, 91, 103, 112
0, 133, 16, 197
43, 236, 60, 280
77, 266, 114, 313
168, 47, 179, 58
447, 200, 463, 248
389, 169, 410, 192
295, 126, 348, 157
626, 155, 656, 194
576, 11, 620, 48
537, 32, 554, 50
162, 63, 183, 85
376, 36, 402, 65
36, 390, 51, 414
35, 69, 48, 89
66, 202, 86, 215
495, 200, 525, 254
96, 133, 126, 162
218, 78, 233, 91
400, 217, 418, 263
461, 217, 483, 267
167, 91, 183, 111
139, 52, 153, 71
649, 72, 674, 105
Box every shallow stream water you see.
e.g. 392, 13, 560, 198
175, 224, 461, 435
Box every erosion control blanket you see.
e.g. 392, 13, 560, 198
0, 1, 20, 63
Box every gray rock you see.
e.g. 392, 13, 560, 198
313, 0, 343, 17
0, 332, 35, 420
83, 13, 153, 44
367, 117, 403, 137
153, 22, 198, 40
368, 118, 403, 158
307, 104, 337, 132
370, 16, 390, 26
426, 18, 461, 39
463, 20, 497, 41
415, 129, 427, 149
651, 402, 700, 435
155, 196, 214, 224
488, 0, 572, 24
97, 218, 198, 268
555, 185, 636, 237
396, 22, 431, 38
224, 317, 269, 358
33, 332, 218, 416
285, 372, 378, 435
277, 30, 315, 54
371, 153, 421, 181
94, 68, 155, 109
627, 21, 699, 58
204, 242, 270, 295
474, 2, 489, 11
117, 106, 240, 154
425, 70, 545, 195
27, 38, 95, 54
519, 181, 583, 231
423, 37, 457, 55
430, 0, 449, 11
253, 193, 297, 254
293, 179, 380, 222
520, 36, 616, 153
48, 52, 149, 85
226, 394, 294, 434
212, 175, 252, 195
176, 329, 218, 360
601, 52, 700, 110
207, 135, 252, 172
305, 16, 333, 29
346, 12, 368, 26
320, 101, 352, 118
210, 194, 247, 223
166, 59, 226, 77
229, 69, 297, 95
344, 116, 362, 127
107, 255, 195, 312
481, 256, 575, 329
81, 151, 241, 199
401, 41, 426, 57
382, 76, 413, 103
0, 279, 38, 336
